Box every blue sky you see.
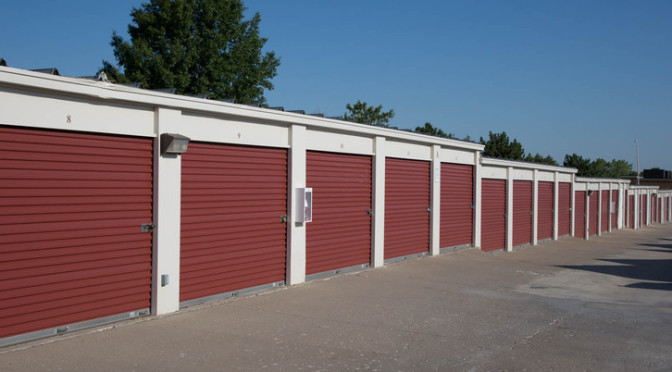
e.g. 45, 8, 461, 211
1, 0, 670, 170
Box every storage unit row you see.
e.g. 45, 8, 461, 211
0, 66, 668, 346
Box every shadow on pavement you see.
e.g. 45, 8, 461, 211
639, 243, 672, 250
560, 258, 672, 291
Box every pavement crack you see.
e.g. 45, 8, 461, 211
511, 315, 567, 350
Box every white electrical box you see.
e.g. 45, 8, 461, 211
296, 187, 313, 223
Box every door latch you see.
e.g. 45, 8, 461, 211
279, 215, 288, 223
426, 207, 431, 212
366, 209, 373, 216
141, 223, 155, 232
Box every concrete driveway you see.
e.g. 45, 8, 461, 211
3, 225, 672, 371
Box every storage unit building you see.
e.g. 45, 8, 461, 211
478, 158, 577, 251
0, 65, 486, 346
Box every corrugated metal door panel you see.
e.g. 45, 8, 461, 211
440, 163, 473, 248
180, 142, 287, 302
600, 191, 609, 233
589, 193, 598, 236
558, 182, 571, 236
512, 180, 533, 247
384, 158, 430, 260
481, 179, 506, 252
537, 182, 554, 241
306, 151, 372, 275
0, 126, 152, 339
628, 195, 635, 228
611, 190, 618, 229
574, 191, 586, 239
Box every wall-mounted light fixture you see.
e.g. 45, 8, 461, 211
160, 133, 190, 155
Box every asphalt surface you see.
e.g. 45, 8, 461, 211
2, 225, 672, 371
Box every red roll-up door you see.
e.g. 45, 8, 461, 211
513, 180, 533, 247
306, 151, 372, 275
180, 143, 287, 302
611, 190, 618, 229
574, 191, 586, 239
384, 158, 430, 260
628, 195, 635, 228
0, 126, 153, 340
537, 182, 554, 241
600, 190, 609, 233
440, 163, 473, 248
558, 182, 571, 236
481, 179, 507, 252
589, 192, 598, 236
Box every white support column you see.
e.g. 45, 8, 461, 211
634, 191, 639, 229
506, 167, 514, 252
152, 107, 182, 315
647, 190, 651, 226
430, 145, 441, 256
597, 184, 603, 236
625, 191, 629, 229
618, 185, 624, 229
570, 176, 575, 237
371, 137, 386, 267
532, 170, 539, 246
287, 125, 306, 285
473, 152, 482, 249
608, 183, 613, 233
585, 190, 591, 240
552, 172, 559, 240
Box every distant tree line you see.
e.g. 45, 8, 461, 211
342, 100, 636, 178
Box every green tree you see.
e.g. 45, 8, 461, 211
102, 0, 280, 104
479, 131, 525, 161
563, 153, 592, 176
563, 154, 635, 177
413, 122, 455, 139
524, 153, 558, 166
343, 100, 395, 127
588, 158, 610, 177
606, 159, 636, 178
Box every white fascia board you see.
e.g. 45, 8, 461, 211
0, 67, 484, 152
630, 185, 659, 191
575, 177, 631, 185
480, 157, 578, 174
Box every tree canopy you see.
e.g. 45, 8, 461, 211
102, 0, 280, 104
524, 153, 558, 166
343, 100, 395, 127
563, 154, 635, 177
479, 131, 525, 161
413, 122, 455, 139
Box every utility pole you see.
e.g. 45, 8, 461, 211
634, 139, 640, 185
